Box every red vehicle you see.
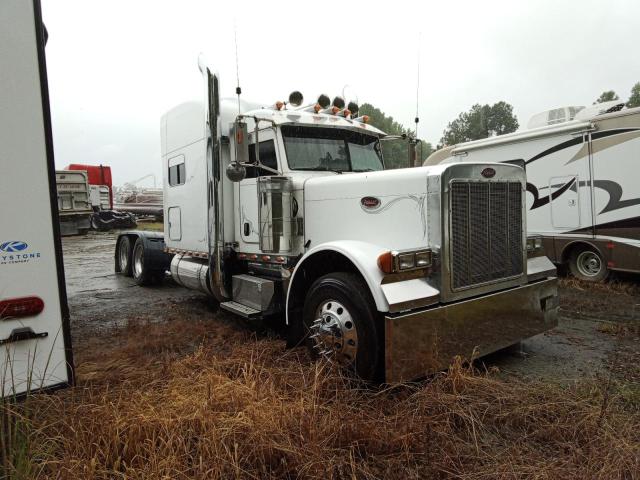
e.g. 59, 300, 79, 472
66, 163, 113, 208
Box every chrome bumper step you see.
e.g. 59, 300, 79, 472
220, 300, 262, 319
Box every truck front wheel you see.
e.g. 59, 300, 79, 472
303, 272, 382, 382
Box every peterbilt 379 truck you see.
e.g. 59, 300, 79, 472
114, 58, 559, 382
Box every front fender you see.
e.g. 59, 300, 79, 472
285, 240, 390, 324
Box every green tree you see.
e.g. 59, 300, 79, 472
439, 102, 519, 147
593, 90, 619, 104
359, 103, 433, 169
627, 82, 640, 108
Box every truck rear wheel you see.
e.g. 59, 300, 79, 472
303, 272, 382, 382
117, 235, 133, 277
132, 238, 155, 286
569, 246, 609, 282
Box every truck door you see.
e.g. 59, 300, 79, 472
0, 0, 74, 397
238, 130, 279, 246
550, 175, 581, 229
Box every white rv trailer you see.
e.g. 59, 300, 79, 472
114, 58, 559, 382
0, 0, 74, 397
425, 103, 640, 282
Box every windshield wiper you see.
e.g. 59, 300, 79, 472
353, 168, 377, 172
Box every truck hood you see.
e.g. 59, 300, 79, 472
302, 166, 446, 252
303, 166, 437, 202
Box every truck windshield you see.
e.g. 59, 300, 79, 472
281, 125, 384, 172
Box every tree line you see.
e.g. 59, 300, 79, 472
363, 81, 640, 168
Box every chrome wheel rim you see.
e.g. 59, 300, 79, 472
133, 244, 144, 278
119, 239, 129, 271
309, 300, 357, 364
577, 250, 602, 277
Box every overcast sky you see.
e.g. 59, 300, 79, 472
42, 0, 640, 186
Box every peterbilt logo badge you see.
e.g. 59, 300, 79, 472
360, 196, 381, 209
481, 167, 496, 178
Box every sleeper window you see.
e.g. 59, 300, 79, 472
168, 157, 186, 186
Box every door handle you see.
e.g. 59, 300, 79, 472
244, 222, 250, 236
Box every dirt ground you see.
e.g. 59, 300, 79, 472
62, 232, 640, 386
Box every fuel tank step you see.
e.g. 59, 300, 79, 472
220, 301, 262, 319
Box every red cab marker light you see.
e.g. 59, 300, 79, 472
0, 296, 44, 319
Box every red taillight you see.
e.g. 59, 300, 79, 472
0, 296, 44, 319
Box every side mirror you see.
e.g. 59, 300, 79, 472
227, 120, 249, 181
233, 120, 250, 164
226, 162, 246, 182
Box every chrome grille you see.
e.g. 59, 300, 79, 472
450, 181, 523, 290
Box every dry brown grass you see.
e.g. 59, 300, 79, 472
3, 317, 640, 479
559, 276, 640, 296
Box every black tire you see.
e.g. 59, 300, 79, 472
132, 238, 154, 286
117, 235, 133, 277
303, 272, 382, 382
568, 245, 609, 282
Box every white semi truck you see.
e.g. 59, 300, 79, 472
114, 58, 559, 382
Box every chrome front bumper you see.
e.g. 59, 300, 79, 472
384, 277, 558, 383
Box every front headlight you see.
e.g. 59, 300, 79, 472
378, 249, 434, 274
397, 253, 416, 270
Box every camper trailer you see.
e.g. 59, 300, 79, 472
425, 102, 640, 282
0, 0, 74, 397
113, 58, 559, 382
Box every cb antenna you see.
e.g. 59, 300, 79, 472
234, 20, 241, 114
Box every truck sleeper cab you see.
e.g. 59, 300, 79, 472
115, 60, 558, 382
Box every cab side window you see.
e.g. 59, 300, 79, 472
168, 155, 186, 186
246, 140, 278, 178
